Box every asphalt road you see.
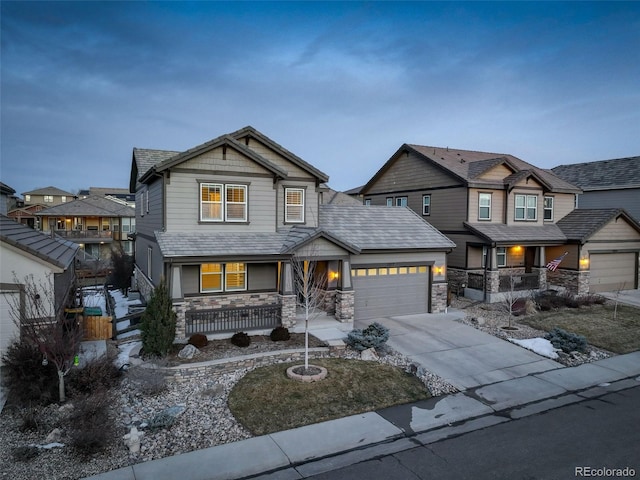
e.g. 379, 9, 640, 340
306, 385, 640, 480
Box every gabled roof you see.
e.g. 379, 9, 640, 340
280, 226, 361, 254
1, 182, 16, 195
230, 126, 330, 183
22, 186, 75, 196
363, 144, 581, 194
319, 204, 456, 251
464, 222, 567, 245
552, 156, 640, 191
130, 127, 330, 192
37, 195, 135, 217
0, 215, 78, 269
556, 208, 640, 243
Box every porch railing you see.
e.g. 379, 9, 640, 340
499, 273, 539, 292
185, 304, 281, 335
467, 273, 484, 290
54, 229, 113, 239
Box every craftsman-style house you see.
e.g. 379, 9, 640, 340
360, 144, 640, 301
130, 127, 455, 339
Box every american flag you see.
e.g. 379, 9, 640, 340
546, 252, 568, 271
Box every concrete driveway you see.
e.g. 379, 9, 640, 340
356, 311, 562, 390
599, 289, 640, 308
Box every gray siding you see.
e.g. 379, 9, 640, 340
276, 181, 320, 229
181, 263, 277, 295
136, 179, 164, 237
578, 189, 640, 223
367, 150, 461, 194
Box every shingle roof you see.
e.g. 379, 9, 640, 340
1, 182, 16, 195
556, 208, 640, 243
323, 188, 363, 206
37, 195, 135, 217
22, 186, 75, 196
366, 144, 580, 194
131, 148, 180, 187
0, 215, 78, 269
552, 156, 640, 191
463, 222, 567, 245
319, 205, 456, 251
155, 231, 289, 257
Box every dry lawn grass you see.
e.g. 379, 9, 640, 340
519, 303, 640, 354
228, 358, 429, 435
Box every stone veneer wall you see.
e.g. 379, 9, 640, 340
447, 268, 468, 289
279, 294, 297, 328
322, 289, 337, 315
334, 290, 354, 323
547, 270, 590, 295
431, 283, 448, 313
161, 347, 343, 382
174, 292, 282, 340
134, 265, 154, 303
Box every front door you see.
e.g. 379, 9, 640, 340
525, 247, 536, 273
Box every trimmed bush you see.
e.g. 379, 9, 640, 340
1, 340, 58, 405
270, 326, 291, 342
188, 333, 209, 348
231, 332, 251, 347
346, 322, 390, 352
545, 327, 588, 353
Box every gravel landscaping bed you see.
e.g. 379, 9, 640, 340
451, 298, 613, 366
0, 335, 456, 480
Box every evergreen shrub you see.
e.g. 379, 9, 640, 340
346, 322, 390, 352
545, 327, 588, 353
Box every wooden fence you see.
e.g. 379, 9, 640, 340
83, 315, 113, 341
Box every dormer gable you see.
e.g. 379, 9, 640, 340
504, 169, 553, 192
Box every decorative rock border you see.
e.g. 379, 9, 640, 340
286, 364, 328, 382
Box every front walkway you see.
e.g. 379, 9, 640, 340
356, 310, 562, 390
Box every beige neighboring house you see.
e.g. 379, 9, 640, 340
37, 195, 136, 261
130, 126, 454, 340
360, 144, 640, 300
0, 215, 78, 366
22, 186, 75, 207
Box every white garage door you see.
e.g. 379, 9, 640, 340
589, 253, 637, 293
1, 290, 21, 366
352, 265, 430, 320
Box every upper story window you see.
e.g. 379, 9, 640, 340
395, 197, 407, 207
364, 199, 371, 206
544, 196, 554, 221
200, 183, 247, 222
200, 263, 246, 293
44, 195, 54, 203
25, 195, 31, 202
285, 188, 305, 223
478, 193, 491, 220
386, 197, 393, 207
422, 195, 431, 215
515, 194, 537, 221
61, 196, 67, 203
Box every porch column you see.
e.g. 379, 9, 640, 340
534, 246, 547, 290
486, 247, 500, 296
335, 259, 354, 323
279, 261, 296, 328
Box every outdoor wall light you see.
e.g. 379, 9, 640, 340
434, 266, 445, 276
580, 256, 590, 269
512, 245, 522, 253
329, 271, 339, 281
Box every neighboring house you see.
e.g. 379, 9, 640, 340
552, 156, 640, 223
79, 187, 136, 208
322, 187, 363, 206
0, 183, 16, 216
36, 195, 136, 261
22, 186, 75, 207
360, 144, 640, 300
7, 204, 47, 229
130, 126, 454, 340
0, 215, 79, 365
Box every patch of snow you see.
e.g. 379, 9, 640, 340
82, 287, 107, 314
110, 289, 142, 319
116, 341, 142, 369
509, 337, 559, 359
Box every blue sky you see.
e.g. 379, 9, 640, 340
1, 1, 639, 196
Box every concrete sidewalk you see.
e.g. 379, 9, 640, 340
84, 351, 640, 480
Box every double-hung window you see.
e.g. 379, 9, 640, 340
44, 195, 54, 203
515, 194, 537, 221
200, 263, 246, 292
478, 193, 491, 220
422, 195, 431, 215
543, 196, 554, 221
285, 188, 305, 223
200, 183, 247, 222
395, 197, 408, 207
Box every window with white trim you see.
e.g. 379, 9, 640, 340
61, 196, 67, 203
515, 194, 537, 220
422, 195, 431, 215
543, 196, 554, 221
482, 246, 507, 267
395, 197, 407, 207
200, 263, 246, 292
25, 195, 31, 202
44, 195, 54, 203
200, 183, 247, 222
364, 199, 371, 206
478, 193, 491, 220
285, 188, 305, 223
386, 197, 393, 207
